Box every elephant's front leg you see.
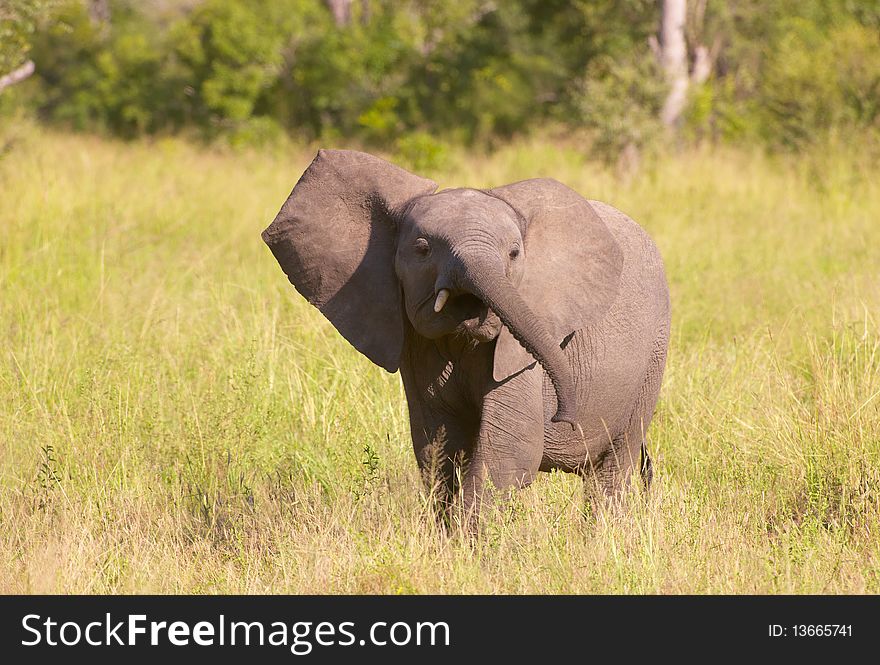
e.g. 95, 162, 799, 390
461, 364, 545, 523
411, 416, 475, 517
400, 349, 479, 520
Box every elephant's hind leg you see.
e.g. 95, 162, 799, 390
639, 441, 654, 489
582, 430, 644, 507
584, 330, 667, 506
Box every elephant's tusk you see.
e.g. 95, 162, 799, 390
433, 289, 450, 313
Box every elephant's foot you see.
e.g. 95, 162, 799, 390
581, 433, 648, 517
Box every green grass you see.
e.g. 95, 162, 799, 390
1, 125, 879, 593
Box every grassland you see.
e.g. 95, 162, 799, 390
1, 123, 879, 593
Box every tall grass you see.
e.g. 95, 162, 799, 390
1, 125, 878, 593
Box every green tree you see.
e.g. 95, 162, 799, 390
12, 0, 880, 153
171, 0, 286, 132
31, 1, 170, 135
1, 0, 55, 92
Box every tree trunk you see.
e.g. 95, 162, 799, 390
692, 44, 712, 85
0, 60, 35, 94
88, 0, 111, 25
325, 0, 352, 27
659, 0, 689, 128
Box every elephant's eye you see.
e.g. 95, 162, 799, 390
414, 238, 431, 258
509, 246, 520, 260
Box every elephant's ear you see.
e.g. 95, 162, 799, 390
262, 149, 437, 372
488, 178, 623, 382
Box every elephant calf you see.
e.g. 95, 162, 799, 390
263, 150, 670, 518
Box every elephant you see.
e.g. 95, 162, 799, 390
262, 149, 670, 520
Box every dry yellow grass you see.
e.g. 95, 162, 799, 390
1, 124, 878, 593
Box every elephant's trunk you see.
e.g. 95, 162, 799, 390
455, 260, 578, 428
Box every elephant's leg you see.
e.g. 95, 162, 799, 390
584, 331, 667, 508
632, 328, 668, 493
640, 441, 654, 489
411, 419, 474, 517
460, 365, 544, 526
400, 344, 479, 522
583, 430, 643, 508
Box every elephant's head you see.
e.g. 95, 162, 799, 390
262, 150, 623, 427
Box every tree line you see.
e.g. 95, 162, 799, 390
1, 0, 879, 163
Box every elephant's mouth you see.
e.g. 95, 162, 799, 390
450, 293, 484, 319
447, 293, 501, 342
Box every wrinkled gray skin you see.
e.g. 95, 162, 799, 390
263, 150, 670, 520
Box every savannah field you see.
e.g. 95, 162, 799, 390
1, 124, 879, 593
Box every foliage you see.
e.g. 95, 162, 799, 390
171, 0, 286, 131
6, 0, 880, 155
30, 2, 170, 135
394, 130, 449, 172
274, 3, 414, 140
573, 53, 666, 158
757, 19, 880, 148
0, 0, 55, 75
686, 0, 880, 147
